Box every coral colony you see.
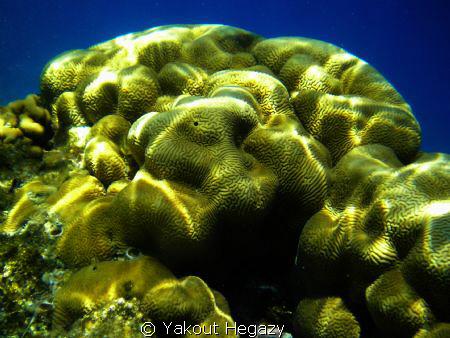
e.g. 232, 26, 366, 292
0, 25, 449, 337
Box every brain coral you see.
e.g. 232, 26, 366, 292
53, 256, 173, 330
56, 82, 330, 268
295, 144, 450, 336
293, 297, 361, 337
0, 94, 53, 159
3, 24, 445, 336
253, 37, 421, 163
40, 24, 420, 165
83, 114, 132, 186
41, 25, 422, 271
53, 255, 235, 335
142, 275, 237, 337
1, 181, 56, 235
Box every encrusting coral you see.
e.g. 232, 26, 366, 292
1, 24, 448, 337
295, 144, 450, 336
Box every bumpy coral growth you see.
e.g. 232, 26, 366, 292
46, 174, 106, 221
53, 256, 236, 335
295, 145, 450, 336
40, 25, 260, 126
1, 181, 56, 235
41, 25, 420, 165
39, 24, 423, 270
142, 275, 237, 337
293, 297, 361, 337
3, 24, 447, 337
84, 115, 131, 186
253, 38, 421, 163
56, 87, 330, 267
0, 94, 52, 158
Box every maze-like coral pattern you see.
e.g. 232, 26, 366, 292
2, 25, 447, 336
53, 256, 235, 336
253, 37, 420, 163
41, 25, 420, 163
295, 145, 450, 336
56, 86, 330, 267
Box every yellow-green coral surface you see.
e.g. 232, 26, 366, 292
38, 24, 422, 271
53, 256, 236, 336
41, 25, 421, 163
1, 24, 448, 337
295, 145, 449, 336
0, 95, 53, 160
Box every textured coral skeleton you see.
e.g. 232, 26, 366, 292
0, 24, 448, 337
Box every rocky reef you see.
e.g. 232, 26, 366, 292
0, 24, 448, 337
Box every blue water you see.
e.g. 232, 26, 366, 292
1, 0, 448, 153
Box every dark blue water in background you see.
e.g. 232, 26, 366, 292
1, 0, 448, 153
